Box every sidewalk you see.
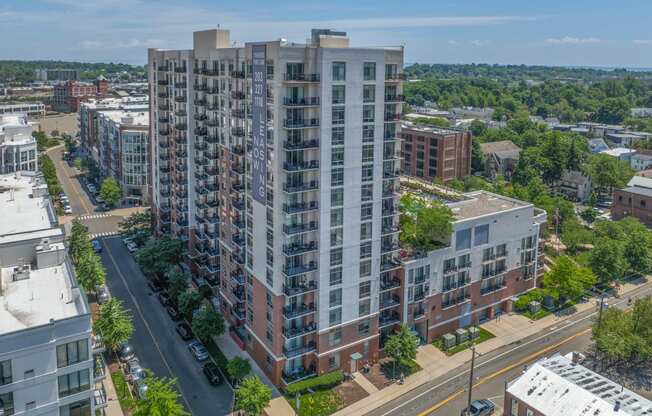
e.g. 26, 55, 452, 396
101, 364, 124, 416
332, 278, 649, 416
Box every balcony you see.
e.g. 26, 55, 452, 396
382, 205, 397, 217
232, 289, 245, 302
383, 169, 400, 179
283, 139, 320, 151
231, 91, 246, 100
385, 73, 406, 81
232, 253, 245, 265
413, 291, 426, 302
283, 341, 316, 359
283, 200, 318, 214
282, 241, 318, 256
380, 295, 401, 310
381, 241, 400, 254
384, 113, 402, 122
232, 234, 245, 248
159, 129, 170, 136
381, 224, 399, 235
157, 65, 169, 71
283, 221, 318, 235
481, 267, 507, 279
174, 82, 187, 88
284, 280, 318, 297
94, 354, 106, 381
157, 79, 169, 86
380, 278, 401, 291
282, 367, 317, 385
282, 323, 317, 340
379, 312, 401, 328
175, 96, 187, 103
283, 118, 320, 129
232, 306, 246, 321
231, 70, 246, 79
283, 97, 320, 106
282, 262, 318, 277
442, 293, 471, 309
283, 73, 320, 82
384, 94, 405, 102
283, 160, 320, 172
481, 283, 507, 295
381, 257, 402, 272
283, 181, 319, 193
94, 386, 108, 409
175, 123, 188, 131
283, 303, 316, 319
231, 272, 245, 285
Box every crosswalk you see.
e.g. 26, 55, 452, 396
78, 213, 112, 220
89, 231, 120, 239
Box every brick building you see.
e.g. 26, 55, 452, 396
53, 77, 109, 112
400, 122, 471, 182
612, 175, 652, 227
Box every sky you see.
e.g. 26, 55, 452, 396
1, 0, 652, 68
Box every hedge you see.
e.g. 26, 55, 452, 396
285, 370, 343, 396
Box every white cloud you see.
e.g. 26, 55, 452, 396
470, 40, 491, 47
546, 36, 601, 45
80, 39, 163, 49
80, 40, 102, 49
633, 39, 652, 45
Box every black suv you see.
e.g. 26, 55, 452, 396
202, 362, 222, 385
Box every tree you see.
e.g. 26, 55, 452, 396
543, 255, 596, 302
119, 211, 153, 245
587, 154, 633, 194
399, 194, 453, 252
68, 219, 92, 265
177, 290, 203, 320
560, 219, 593, 254
471, 138, 486, 174
235, 376, 272, 416
133, 374, 189, 416
580, 208, 598, 224
166, 268, 190, 304
191, 308, 225, 342
384, 324, 419, 377
135, 237, 185, 278
100, 177, 122, 207
590, 237, 627, 285
619, 217, 652, 274
595, 97, 630, 124
75, 250, 106, 294
73, 157, 84, 172
227, 357, 252, 385
94, 298, 134, 351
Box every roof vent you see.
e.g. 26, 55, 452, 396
12, 263, 31, 281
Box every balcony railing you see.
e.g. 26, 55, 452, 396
380, 278, 401, 291
283, 181, 319, 193
283, 222, 318, 235
380, 295, 401, 310
381, 257, 402, 271
379, 312, 401, 328
283, 97, 320, 106
283, 341, 316, 358
282, 262, 318, 277
442, 293, 471, 309
385, 73, 406, 81
283, 280, 318, 297
282, 241, 318, 256
283, 303, 315, 319
481, 283, 507, 295
384, 94, 405, 102
283, 73, 320, 82
283, 140, 320, 151
282, 323, 317, 340
384, 113, 402, 122
481, 267, 507, 279
283, 201, 318, 214
283, 118, 320, 128
283, 160, 320, 172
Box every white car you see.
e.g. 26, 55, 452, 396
64, 206, 73, 214
126, 242, 138, 253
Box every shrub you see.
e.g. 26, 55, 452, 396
513, 288, 545, 311
285, 370, 343, 396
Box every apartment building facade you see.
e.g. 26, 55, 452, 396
148, 28, 404, 385
53, 78, 109, 113
96, 110, 150, 205
0, 103, 46, 117
400, 122, 471, 182
400, 187, 546, 343
0, 173, 104, 416
0, 114, 38, 174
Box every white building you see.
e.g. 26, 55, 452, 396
631, 153, 652, 171
0, 173, 104, 416
148, 28, 404, 385
0, 103, 46, 117
96, 110, 149, 205
505, 353, 652, 416
0, 114, 38, 174
631, 107, 652, 118
600, 147, 636, 161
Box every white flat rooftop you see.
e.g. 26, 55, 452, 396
0, 174, 55, 236
0, 258, 86, 335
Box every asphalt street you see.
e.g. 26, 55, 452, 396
100, 237, 233, 415
368, 281, 652, 416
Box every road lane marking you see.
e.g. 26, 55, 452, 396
380, 283, 652, 416
79, 213, 112, 220
416, 327, 592, 416
90, 232, 119, 238
102, 240, 195, 413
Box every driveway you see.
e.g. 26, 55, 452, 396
99, 237, 233, 415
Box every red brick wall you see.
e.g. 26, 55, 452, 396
400, 127, 471, 182
612, 189, 652, 227
316, 317, 380, 374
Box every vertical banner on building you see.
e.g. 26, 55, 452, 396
251, 44, 267, 204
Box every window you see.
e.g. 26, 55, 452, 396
332, 126, 345, 146
331, 147, 344, 166
330, 248, 343, 266
330, 267, 343, 286
526, 409, 534, 416
0, 392, 14, 416
60, 399, 91, 416
362, 165, 374, 182
360, 222, 373, 240
359, 280, 371, 298
361, 184, 373, 201
359, 299, 371, 316
361, 203, 373, 220
332, 85, 345, 105
57, 339, 89, 368
358, 319, 370, 335
330, 227, 343, 246
332, 62, 346, 81
58, 369, 91, 398
331, 168, 344, 186
363, 105, 375, 123
329, 308, 342, 325
328, 352, 340, 369
362, 144, 375, 163
455, 228, 471, 251
363, 125, 375, 142
332, 107, 345, 125
0, 360, 11, 386
360, 260, 372, 277
363, 62, 376, 80
331, 188, 344, 207
363, 85, 375, 103
328, 328, 342, 346
510, 398, 518, 416
360, 242, 372, 258
496, 243, 507, 257
473, 224, 489, 246
331, 208, 343, 227
266, 328, 273, 343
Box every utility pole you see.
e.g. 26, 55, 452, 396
465, 344, 477, 415
554, 206, 560, 255
593, 292, 605, 371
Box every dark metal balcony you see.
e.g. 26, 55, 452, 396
232, 306, 246, 321
157, 65, 169, 71
282, 241, 318, 257
381, 241, 400, 254
384, 113, 401, 122
380, 278, 401, 291
283, 73, 320, 82
282, 303, 315, 319
231, 272, 245, 285
283, 118, 320, 129
283, 341, 316, 359
283, 97, 320, 106
379, 312, 401, 328
283, 160, 319, 172
283, 280, 318, 297
283, 181, 319, 193
384, 94, 405, 102
380, 295, 401, 310
283, 222, 318, 236
383, 169, 400, 179
385, 73, 406, 81
481, 267, 507, 279
283, 140, 319, 151
157, 79, 169, 85
283, 201, 318, 214
231, 70, 246, 79
231, 183, 245, 194
381, 224, 399, 235
232, 253, 245, 265
232, 234, 245, 248
231, 91, 246, 100
282, 262, 317, 277
174, 82, 187, 88
159, 129, 169, 136
175, 123, 187, 131
442, 293, 471, 309
381, 257, 401, 272
282, 323, 317, 340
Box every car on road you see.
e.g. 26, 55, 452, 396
147, 279, 163, 293
166, 305, 181, 321
118, 343, 136, 362
188, 341, 209, 361
157, 292, 172, 307
461, 399, 495, 416
122, 236, 134, 245
63, 205, 73, 214
96, 195, 105, 204
98, 202, 109, 211
126, 241, 138, 253
92, 239, 102, 253
96, 285, 110, 304
202, 362, 222, 385
126, 359, 147, 382
175, 323, 194, 341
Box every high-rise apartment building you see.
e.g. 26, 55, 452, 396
148, 28, 404, 385
0, 114, 38, 174
53, 78, 109, 113
0, 172, 104, 416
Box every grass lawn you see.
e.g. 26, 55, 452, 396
523, 308, 552, 320
111, 370, 135, 413
380, 358, 422, 379
433, 327, 495, 356
287, 389, 343, 416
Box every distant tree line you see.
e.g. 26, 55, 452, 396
0, 60, 146, 83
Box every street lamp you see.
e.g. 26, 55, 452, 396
464, 343, 477, 416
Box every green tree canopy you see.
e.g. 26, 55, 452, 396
135, 237, 185, 278
590, 237, 627, 285
166, 268, 190, 304
543, 255, 596, 301
177, 290, 203, 320
399, 194, 454, 252
133, 374, 189, 416
100, 177, 122, 207
384, 325, 420, 367
94, 298, 134, 351
235, 376, 272, 416
227, 357, 252, 384
191, 308, 225, 342
75, 250, 106, 294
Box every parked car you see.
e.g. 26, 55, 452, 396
91, 239, 102, 253
175, 323, 194, 341
98, 203, 109, 211
202, 362, 222, 385
134, 378, 148, 399
166, 305, 181, 321
126, 241, 138, 253
461, 399, 495, 416
126, 359, 146, 382
118, 343, 136, 362
147, 279, 163, 293
96, 286, 110, 304
87, 184, 96, 193
157, 292, 171, 307
63, 206, 73, 215
96, 196, 105, 204
188, 341, 209, 361
122, 236, 134, 245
